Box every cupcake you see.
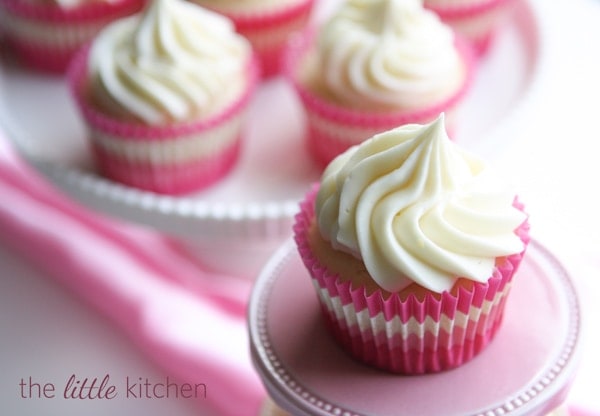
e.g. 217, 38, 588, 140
284, 0, 475, 168
0, 0, 144, 73
293, 114, 530, 374
68, 0, 259, 194
423, 0, 518, 55
190, 0, 316, 78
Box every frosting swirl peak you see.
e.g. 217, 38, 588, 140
314, 0, 464, 110
315, 114, 527, 293
88, 0, 251, 125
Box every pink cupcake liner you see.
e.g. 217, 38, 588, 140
67, 45, 259, 195
293, 185, 530, 374
317, 286, 509, 373
425, 0, 517, 55
283, 30, 477, 168
320, 307, 507, 374
0, 0, 144, 73
92, 139, 241, 195
199, 0, 315, 78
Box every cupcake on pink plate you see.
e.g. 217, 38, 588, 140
293, 114, 530, 374
67, 0, 259, 195
423, 0, 518, 55
0, 0, 144, 73
190, 0, 316, 78
284, 0, 475, 168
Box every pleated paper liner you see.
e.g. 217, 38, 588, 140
0, 0, 144, 73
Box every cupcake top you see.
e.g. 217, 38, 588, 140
86, 0, 252, 125
303, 0, 465, 111
315, 114, 527, 293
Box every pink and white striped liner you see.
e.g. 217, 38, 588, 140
283, 29, 477, 168
67, 46, 260, 195
0, 0, 144, 73
293, 185, 530, 374
201, 0, 315, 78
425, 0, 518, 55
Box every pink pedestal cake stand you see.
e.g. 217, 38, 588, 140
248, 239, 582, 416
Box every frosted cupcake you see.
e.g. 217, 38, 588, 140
423, 0, 517, 55
68, 0, 258, 194
0, 0, 144, 73
293, 114, 530, 374
190, 0, 316, 77
285, 0, 475, 167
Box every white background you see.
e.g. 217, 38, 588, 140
1, 0, 600, 414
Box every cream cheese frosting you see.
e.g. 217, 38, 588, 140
310, 0, 464, 110
87, 0, 252, 125
315, 114, 527, 293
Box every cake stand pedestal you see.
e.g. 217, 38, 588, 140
248, 240, 582, 416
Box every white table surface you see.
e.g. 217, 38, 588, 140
1, 0, 600, 414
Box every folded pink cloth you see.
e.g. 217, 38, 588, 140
571, 407, 600, 416
0, 135, 266, 416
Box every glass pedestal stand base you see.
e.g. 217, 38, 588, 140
248, 240, 582, 416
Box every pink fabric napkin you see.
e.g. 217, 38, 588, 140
0, 134, 266, 416
571, 408, 600, 416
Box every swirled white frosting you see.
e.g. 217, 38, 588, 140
87, 0, 251, 125
312, 0, 464, 110
315, 115, 527, 293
